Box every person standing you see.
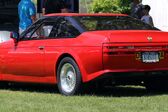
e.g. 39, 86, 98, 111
130, 0, 143, 19
42, 0, 69, 15
141, 5, 154, 26
18, 0, 36, 34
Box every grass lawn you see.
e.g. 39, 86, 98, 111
0, 84, 168, 112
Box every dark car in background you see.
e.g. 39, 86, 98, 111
0, 0, 19, 32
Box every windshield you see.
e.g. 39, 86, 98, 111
73, 16, 158, 31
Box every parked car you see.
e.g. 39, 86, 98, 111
0, 13, 168, 95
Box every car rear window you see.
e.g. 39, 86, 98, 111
73, 16, 158, 31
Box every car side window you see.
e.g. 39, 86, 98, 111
31, 22, 55, 38
23, 21, 55, 40
51, 18, 80, 38
21, 18, 81, 40
22, 21, 42, 40
24, 26, 38, 39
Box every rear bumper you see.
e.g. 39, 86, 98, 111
86, 68, 168, 82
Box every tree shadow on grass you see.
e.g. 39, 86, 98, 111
0, 82, 168, 97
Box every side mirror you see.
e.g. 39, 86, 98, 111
10, 32, 19, 44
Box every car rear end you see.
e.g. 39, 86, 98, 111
100, 30, 168, 87
103, 31, 168, 72
73, 14, 168, 88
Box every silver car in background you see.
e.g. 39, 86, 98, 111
0, 31, 11, 43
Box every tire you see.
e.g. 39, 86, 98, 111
57, 57, 82, 96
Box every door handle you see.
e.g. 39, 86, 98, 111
38, 46, 45, 50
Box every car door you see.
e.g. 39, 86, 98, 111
5, 20, 46, 77
42, 17, 82, 76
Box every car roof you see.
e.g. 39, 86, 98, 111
45, 13, 128, 17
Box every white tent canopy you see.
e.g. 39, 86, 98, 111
142, 0, 168, 31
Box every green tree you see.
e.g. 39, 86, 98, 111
119, 0, 132, 14
90, 0, 131, 14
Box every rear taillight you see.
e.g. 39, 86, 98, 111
103, 43, 168, 56
103, 43, 135, 55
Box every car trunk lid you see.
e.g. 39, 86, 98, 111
107, 30, 168, 43
101, 30, 168, 72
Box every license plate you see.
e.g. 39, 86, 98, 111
142, 52, 159, 63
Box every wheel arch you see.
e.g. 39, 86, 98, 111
55, 53, 87, 83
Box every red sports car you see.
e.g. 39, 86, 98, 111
0, 13, 168, 95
